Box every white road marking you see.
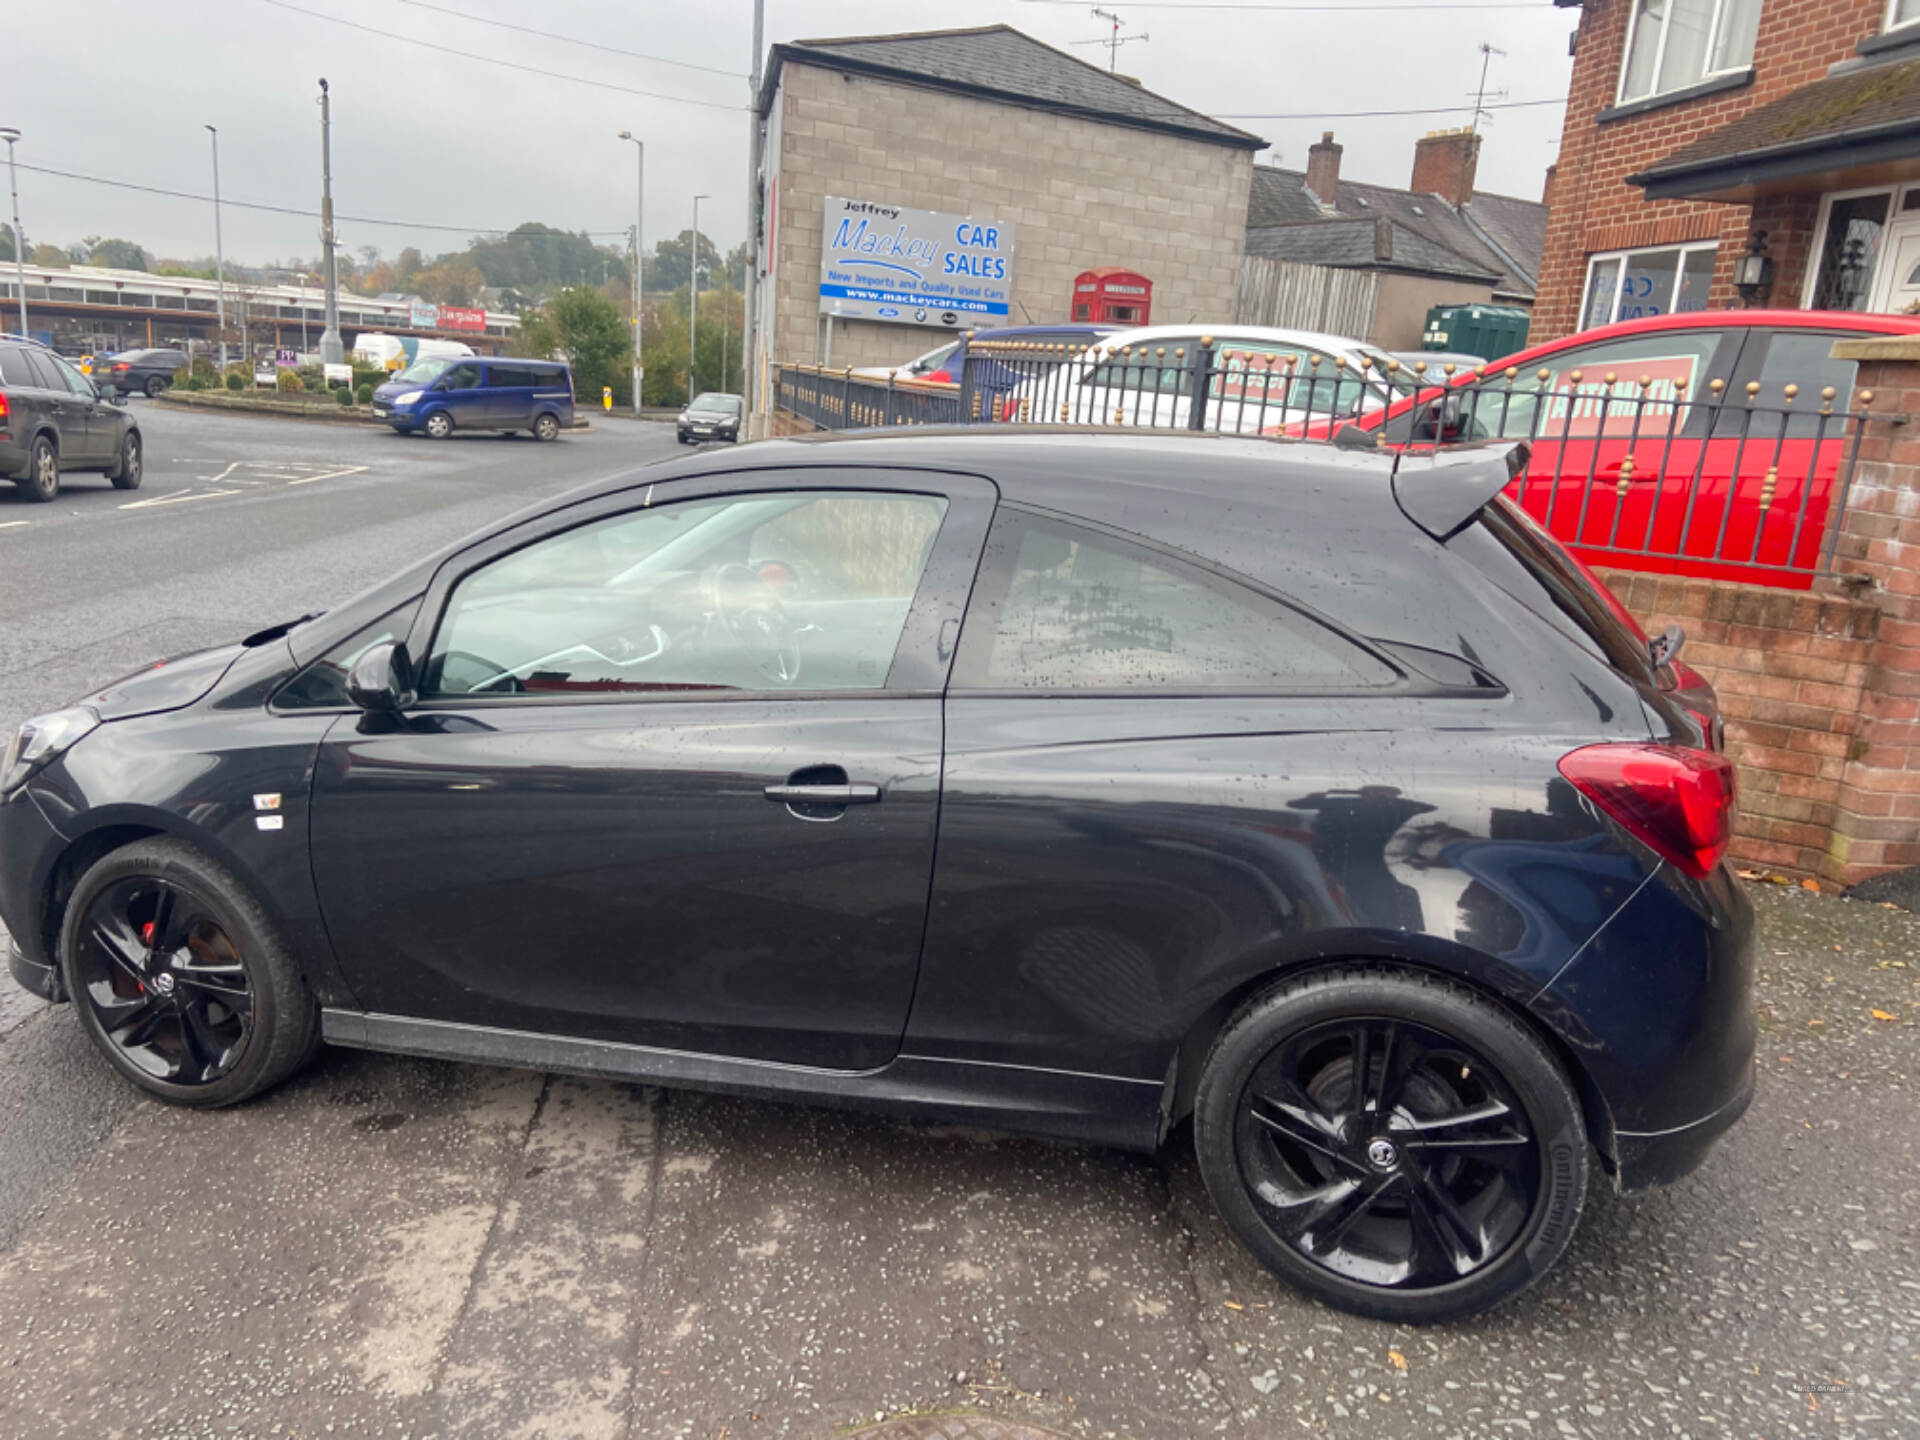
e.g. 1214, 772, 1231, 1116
0, 520, 28, 531
119, 488, 241, 510
285, 464, 369, 486
197, 461, 245, 484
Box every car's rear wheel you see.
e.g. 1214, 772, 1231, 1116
424, 410, 453, 439
1193, 967, 1587, 1323
60, 839, 321, 1108
533, 412, 560, 441
143, 375, 166, 398
108, 432, 142, 490
19, 435, 58, 502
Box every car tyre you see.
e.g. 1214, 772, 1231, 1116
60, 838, 322, 1109
20, 435, 59, 502
533, 413, 560, 442
144, 375, 167, 398
1192, 966, 1588, 1324
424, 410, 453, 440
108, 431, 143, 490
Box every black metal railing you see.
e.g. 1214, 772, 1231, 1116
770, 341, 1873, 588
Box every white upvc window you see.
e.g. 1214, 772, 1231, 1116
1577, 243, 1719, 330
1890, 0, 1920, 32
1617, 0, 1762, 105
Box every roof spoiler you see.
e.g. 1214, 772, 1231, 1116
1391, 443, 1528, 541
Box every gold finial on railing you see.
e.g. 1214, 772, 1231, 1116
1534, 368, 1548, 383
1783, 383, 1798, 405
1413, 359, 1428, 376
1156, 346, 1167, 360
1308, 352, 1323, 369
1386, 358, 1402, 374
1173, 348, 1185, 361
1638, 375, 1652, 390
1759, 464, 1778, 510
1709, 377, 1725, 395
1820, 385, 1836, 414
1113, 403, 1125, 425
1060, 399, 1070, 422
1019, 398, 1031, 421
1860, 389, 1876, 407
1616, 453, 1634, 500
1602, 371, 1617, 387
1745, 381, 1761, 402
1673, 375, 1689, 393
1200, 335, 1215, 347
1334, 355, 1347, 371
1443, 362, 1457, 378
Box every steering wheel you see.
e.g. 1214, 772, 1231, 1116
707, 562, 803, 686
432, 649, 525, 695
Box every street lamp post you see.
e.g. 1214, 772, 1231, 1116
618, 132, 645, 413
205, 125, 229, 369
742, 0, 764, 433
690, 194, 709, 404
317, 79, 343, 366
1, 128, 26, 337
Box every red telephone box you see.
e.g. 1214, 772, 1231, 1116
1071, 268, 1153, 326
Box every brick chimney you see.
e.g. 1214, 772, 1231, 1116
1542, 162, 1557, 207
1411, 128, 1480, 207
1305, 131, 1343, 208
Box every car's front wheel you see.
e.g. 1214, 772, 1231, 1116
424, 410, 453, 439
108, 431, 142, 490
59, 839, 321, 1108
1193, 967, 1588, 1323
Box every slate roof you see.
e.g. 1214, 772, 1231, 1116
1244, 218, 1501, 281
1245, 165, 1546, 301
1628, 58, 1920, 189
761, 25, 1264, 149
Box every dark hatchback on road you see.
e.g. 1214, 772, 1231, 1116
0, 428, 1753, 1321
0, 335, 144, 502
100, 348, 188, 398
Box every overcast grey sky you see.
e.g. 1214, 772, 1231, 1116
11, 0, 1576, 268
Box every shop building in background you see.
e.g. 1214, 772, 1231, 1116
746, 25, 1263, 403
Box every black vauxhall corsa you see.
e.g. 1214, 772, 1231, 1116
0, 428, 1754, 1322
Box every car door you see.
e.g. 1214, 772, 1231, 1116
434, 360, 487, 429
480, 363, 534, 429
308, 470, 996, 1069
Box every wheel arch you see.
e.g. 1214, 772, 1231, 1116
1161, 949, 1620, 1177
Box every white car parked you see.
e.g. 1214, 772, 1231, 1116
1018, 324, 1401, 434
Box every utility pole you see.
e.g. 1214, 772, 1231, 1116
741, 0, 764, 431
690, 194, 708, 404
1, 128, 26, 337
206, 125, 228, 369
619, 132, 645, 412
317, 79, 343, 366
1470, 42, 1508, 135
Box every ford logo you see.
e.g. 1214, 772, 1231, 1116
876, 306, 900, 318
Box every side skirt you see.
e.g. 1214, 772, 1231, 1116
321, 1009, 1164, 1152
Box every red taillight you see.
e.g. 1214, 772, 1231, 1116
0, 392, 9, 424
113, 362, 130, 372
1558, 743, 1736, 878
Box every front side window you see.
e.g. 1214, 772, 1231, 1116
1451, 329, 1726, 441
422, 490, 948, 698
955, 511, 1394, 691
1619, 0, 1760, 104
49, 353, 97, 398
440, 363, 482, 391
1579, 244, 1717, 328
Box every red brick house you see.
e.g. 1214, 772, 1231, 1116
1536, 0, 1920, 339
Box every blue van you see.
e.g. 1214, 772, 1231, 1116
372, 356, 574, 440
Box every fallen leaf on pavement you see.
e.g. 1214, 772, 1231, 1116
1388, 1350, 1409, 1372
1223, 1301, 1243, 1311
1872, 1010, 1898, 1021
1738, 869, 1763, 879
1801, 878, 1821, 892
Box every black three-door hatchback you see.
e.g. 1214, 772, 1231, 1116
0, 428, 1754, 1322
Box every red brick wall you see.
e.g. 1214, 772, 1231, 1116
1535, 0, 1886, 341
1596, 569, 1880, 878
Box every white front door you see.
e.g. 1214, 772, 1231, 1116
1871, 217, 1920, 313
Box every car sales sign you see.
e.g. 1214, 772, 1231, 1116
818, 196, 1014, 330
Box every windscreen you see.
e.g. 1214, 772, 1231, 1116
395, 357, 453, 384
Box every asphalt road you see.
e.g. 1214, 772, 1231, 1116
0, 405, 1915, 1440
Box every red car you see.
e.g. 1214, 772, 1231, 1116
1321, 311, 1910, 590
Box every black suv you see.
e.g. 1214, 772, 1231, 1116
0, 336, 143, 502
101, 348, 188, 398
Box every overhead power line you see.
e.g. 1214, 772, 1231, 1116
17, 161, 627, 237
392, 0, 746, 79
1217, 97, 1565, 119
255, 0, 745, 111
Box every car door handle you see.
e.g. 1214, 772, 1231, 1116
764, 783, 882, 805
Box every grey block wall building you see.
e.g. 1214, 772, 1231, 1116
746, 26, 1264, 404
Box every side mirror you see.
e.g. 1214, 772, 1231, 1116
346, 640, 415, 714
1415, 392, 1464, 441
99, 382, 122, 403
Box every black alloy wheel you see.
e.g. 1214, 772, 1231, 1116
1195, 969, 1587, 1322
60, 839, 321, 1107
21, 435, 58, 502
72, 875, 253, 1085
109, 432, 143, 490
533, 412, 560, 441
144, 375, 166, 398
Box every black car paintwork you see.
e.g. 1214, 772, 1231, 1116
0, 429, 1754, 1188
